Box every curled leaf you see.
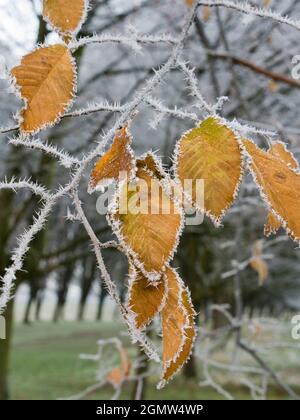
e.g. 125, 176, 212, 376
243, 139, 300, 243
43, 0, 88, 38
158, 266, 196, 388
126, 266, 166, 330
11, 44, 76, 134
106, 343, 131, 389
174, 117, 243, 225
88, 125, 136, 193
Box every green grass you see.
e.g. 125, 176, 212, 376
9, 320, 298, 400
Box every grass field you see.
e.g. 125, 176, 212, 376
9, 320, 299, 400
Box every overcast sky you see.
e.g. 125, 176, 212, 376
0, 0, 39, 60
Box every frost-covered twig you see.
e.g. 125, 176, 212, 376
198, 0, 300, 32
0, 124, 19, 134
70, 32, 178, 51
178, 60, 218, 114
63, 101, 125, 119
72, 191, 124, 311
238, 339, 300, 400
0, 178, 52, 200
0, 198, 55, 314
146, 96, 198, 122
9, 137, 80, 168
0, 102, 125, 135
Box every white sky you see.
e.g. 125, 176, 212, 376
0, 0, 39, 60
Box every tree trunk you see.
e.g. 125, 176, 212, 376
183, 311, 199, 379
0, 299, 14, 400
35, 290, 44, 321
23, 295, 33, 325
96, 288, 107, 321
77, 259, 95, 321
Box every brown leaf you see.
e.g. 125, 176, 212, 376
243, 139, 300, 242
264, 142, 298, 236
118, 344, 131, 377
268, 141, 298, 170
265, 142, 299, 235
108, 168, 183, 281
158, 266, 196, 388
88, 125, 135, 193
11, 45, 76, 134
126, 266, 166, 330
174, 117, 243, 224
43, 0, 88, 37
264, 212, 281, 236
202, 6, 212, 22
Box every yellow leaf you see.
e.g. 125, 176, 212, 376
158, 266, 196, 388
243, 139, 300, 242
264, 141, 298, 236
174, 117, 243, 224
88, 125, 135, 193
250, 240, 268, 285
126, 266, 166, 330
108, 168, 183, 281
11, 45, 76, 134
43, 0, 88, 37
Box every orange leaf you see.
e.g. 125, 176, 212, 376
250, 240, 268, 285
88, 125, 135, 193
264, 142, 298, 236
243, 139, 300, 242
106, 367, 125, 388
174, 117, 243, 225
108, 168, 183, 281
185, 0, 194, 6
126, 266, 166, 330
158, 266, 196, 388
11, 45, 76, 134
43, 0, 88, 37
